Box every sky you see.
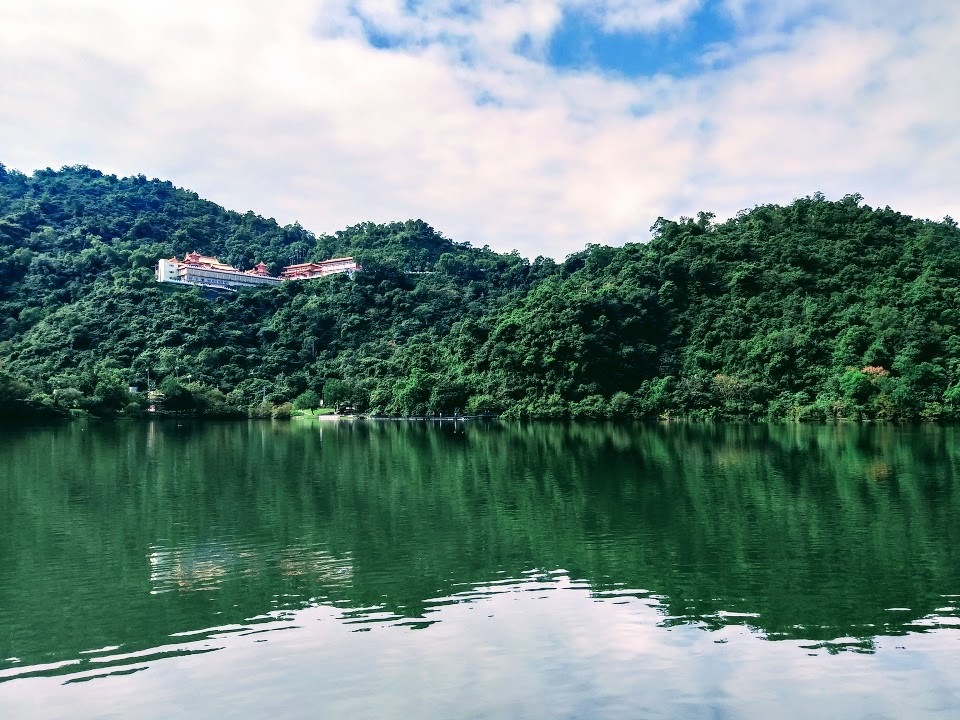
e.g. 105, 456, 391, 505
1, 0, 958, 259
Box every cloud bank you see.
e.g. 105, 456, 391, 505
0, 0, 957, 258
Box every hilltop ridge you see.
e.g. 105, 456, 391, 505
2, 164, 959, 421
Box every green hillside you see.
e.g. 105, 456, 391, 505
2, 164, 959, 421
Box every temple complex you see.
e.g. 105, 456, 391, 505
280, 257, 361, 279
156, 253, 359, 290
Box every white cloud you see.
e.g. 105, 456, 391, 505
577, 0, 703, 33
0, 0, 958, 259
327, 0, 701, 53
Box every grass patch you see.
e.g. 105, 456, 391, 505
293, 408, 337, 416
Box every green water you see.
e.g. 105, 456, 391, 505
1, 419, 959, 718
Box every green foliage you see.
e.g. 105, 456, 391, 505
3, 166, 960, 421
158, 377, 195, 413
292, 389, 321, 411
322, 379, 350, 411
271, 402, 293, 419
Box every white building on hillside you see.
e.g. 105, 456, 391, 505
156, 253, 361, 290
156, 253, 281, 289
279, 257, 361, 279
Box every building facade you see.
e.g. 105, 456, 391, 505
157, 253, 359, 290
156, 253, 281, 289
279, 257, 361, 280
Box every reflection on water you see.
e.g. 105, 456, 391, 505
1, 420, 959, 716
147, 543, 353, 595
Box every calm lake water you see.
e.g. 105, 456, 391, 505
1, 419, 959, 718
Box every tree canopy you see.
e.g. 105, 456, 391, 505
2, 165, 959, 421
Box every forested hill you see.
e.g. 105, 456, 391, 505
2, 164, 959, 421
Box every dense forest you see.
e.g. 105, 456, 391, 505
2, 163, 959, 421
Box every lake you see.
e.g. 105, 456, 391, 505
1, 419, 959, 718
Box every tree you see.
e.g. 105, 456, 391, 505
292, 389, 321, 411
322, 379, 349, 411
89, 374, 134, 416
159, 376, 195, 413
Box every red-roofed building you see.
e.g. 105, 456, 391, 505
156, 253, 281, 289
280, 257, 360, 280
157, 253, 360, 290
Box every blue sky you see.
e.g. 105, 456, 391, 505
549, 3, 738, 77
355, 1, 741, 77
0, 0, 958, 259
